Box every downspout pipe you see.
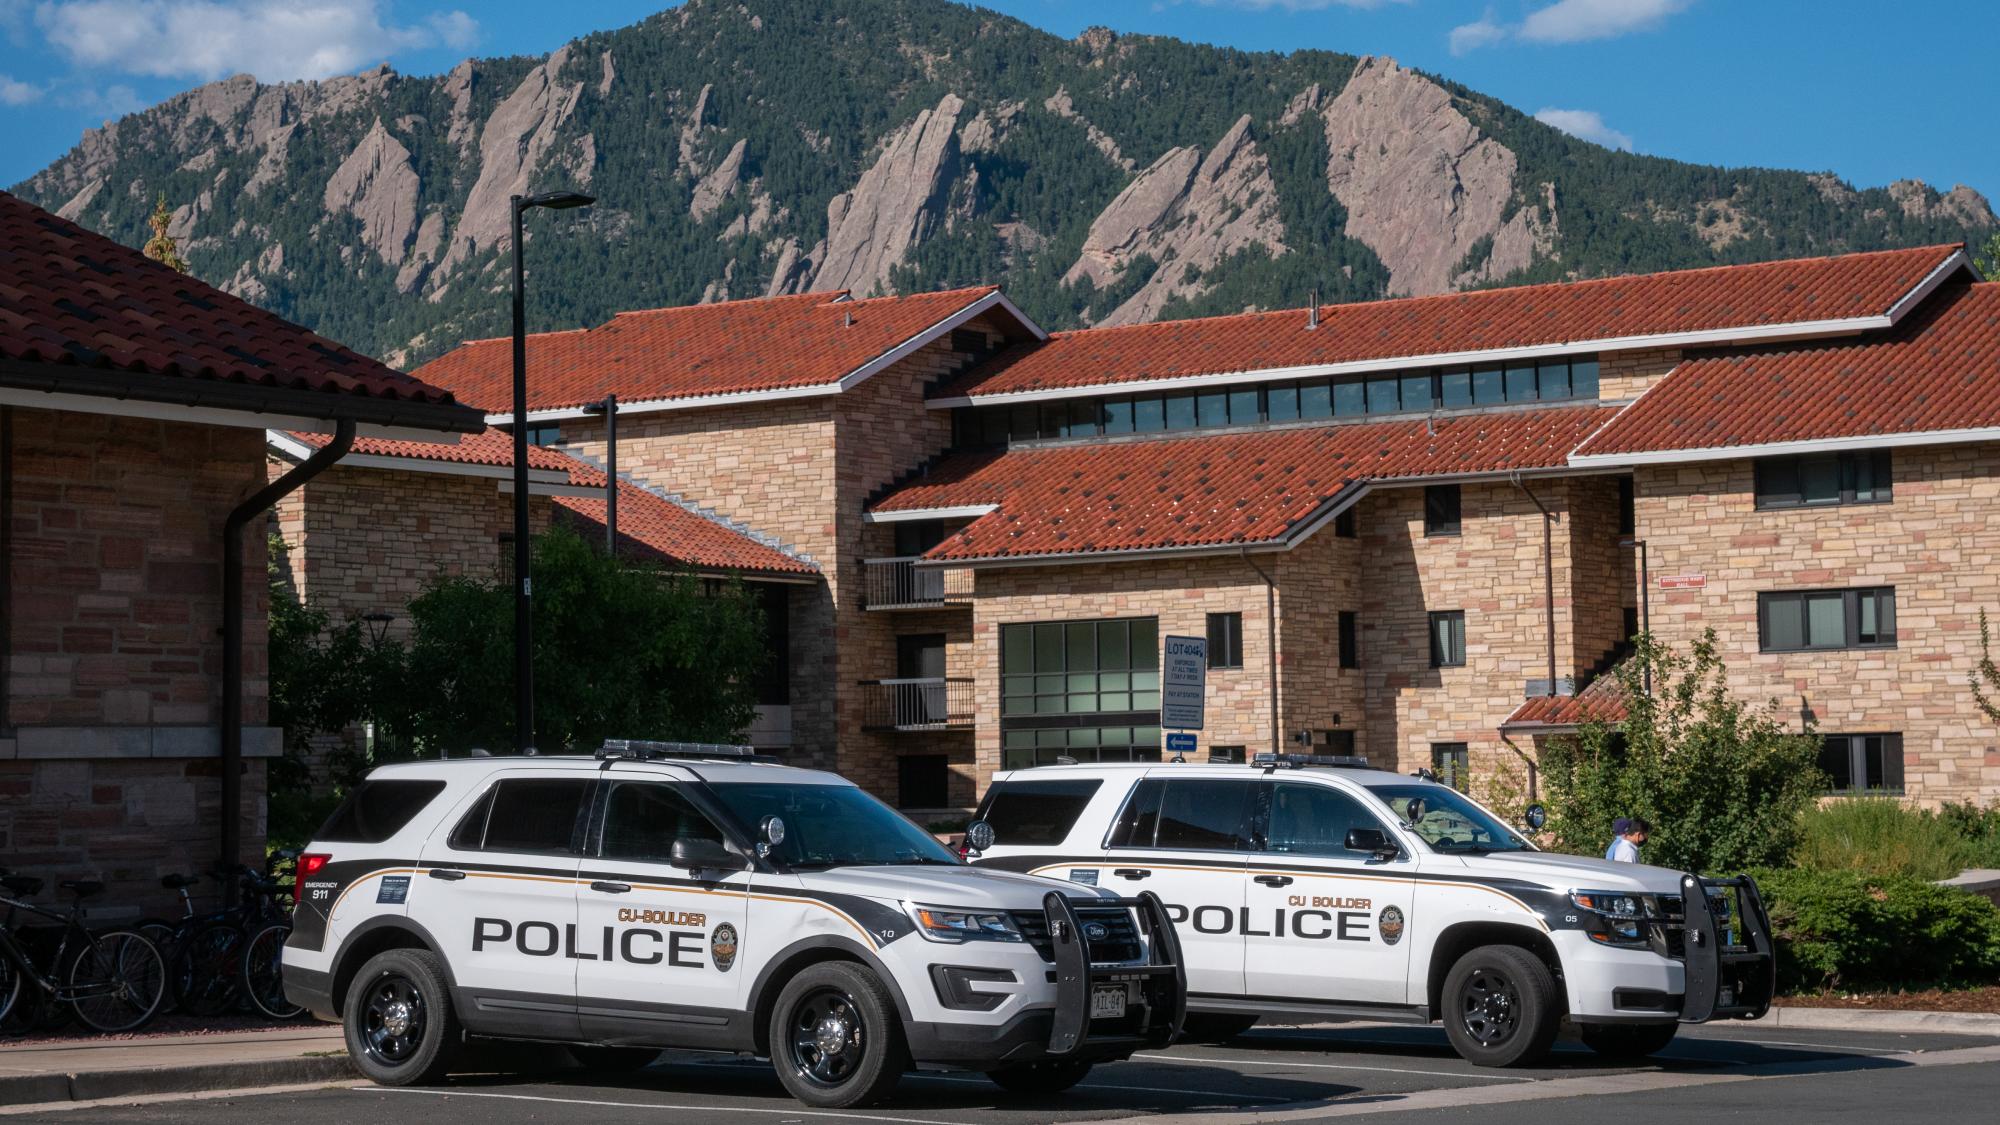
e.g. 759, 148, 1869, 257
221, 417, 354, 900
1241, 547, 1281, 757
1510, 474, 1559, 699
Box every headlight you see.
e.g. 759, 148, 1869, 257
1571, 890, 1648, 947
909, 905, 1024, 943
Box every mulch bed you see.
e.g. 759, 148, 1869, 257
1774, 986, 2000, 1013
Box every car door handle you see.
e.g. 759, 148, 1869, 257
1112, 868, 1151, 880
1254, 875, 1294, 888
589, 881, 632, 894
426, 868, 466, 881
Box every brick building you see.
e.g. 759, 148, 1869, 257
0, 191, 481, 912
415, 243, 2000, 809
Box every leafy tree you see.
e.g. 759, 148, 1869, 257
141, 193, 188, 272
1975, 232, 2000, 280
1972, 608, 2000, 726
391, 526, 768, 756
1538, 630, 1828, 873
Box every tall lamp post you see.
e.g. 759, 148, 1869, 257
510, 190, 594, 755
1619, 537, 1651, 695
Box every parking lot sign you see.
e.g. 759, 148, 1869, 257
1162, 634, 1207, 730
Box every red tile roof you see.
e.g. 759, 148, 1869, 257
0, 190, 468, 416
1500, 691, 1628, 731
871, 404, 1619, 562
414, 286, 1018, 414
1575, 281, 2000, 459
935, 244, 1967, 401
287, 426, 580, 474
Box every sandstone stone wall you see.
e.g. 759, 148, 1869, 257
2, 409, 276, 917
1598, 348, 1681, 402
1633, 444, 2000, 805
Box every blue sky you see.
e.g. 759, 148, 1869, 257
2, 0, 1993, 203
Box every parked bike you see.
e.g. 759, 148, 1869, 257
0, 871, 165, 1034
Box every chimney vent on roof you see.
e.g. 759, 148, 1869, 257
843, 309, 854, 328
1307, 288, 1320, 330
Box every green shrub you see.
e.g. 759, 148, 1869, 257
1937, 801, 2000, 869
1794, 799, 1979, 881
1751, 866, 2000, 992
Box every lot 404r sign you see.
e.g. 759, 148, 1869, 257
1162, 635, 1207, 730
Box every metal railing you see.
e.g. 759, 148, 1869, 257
859, 677, 975, 730
861, 557, 972, 610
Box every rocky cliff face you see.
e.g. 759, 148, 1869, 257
17, 0, 1991, 367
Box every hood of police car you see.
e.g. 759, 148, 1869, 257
805, 864, 1118, 909
1444, 849, 1687, 895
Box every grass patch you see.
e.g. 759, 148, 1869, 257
1794, 798, 1981, 881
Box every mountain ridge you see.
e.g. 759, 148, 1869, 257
16, 0, 1993, 368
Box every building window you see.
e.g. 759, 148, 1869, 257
1820, 734, 1904, 794
524, 424, 562, 446
1000, 617, 1162, 771
1206, 612, 1244, 669
1325, 729, 1357, 755
1424, 484, 1461, 537
1617, 476, 1635, 535
1754, 451, 1892, 510
1208, 745, 1247, 764
1758, 588, 1896, 652
1429, 611, 1466, 668
1431, 743, 1470, 792
1334, 507, 1357, 538
1338, 611, 1360, 670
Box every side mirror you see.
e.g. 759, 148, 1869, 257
964, 820, 996, 854
1523, 804, 1548, 831
670, 838, 747, 872
1402, 796, 1428, 825
1345, 828, 1399, 860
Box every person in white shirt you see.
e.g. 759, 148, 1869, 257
1604, 817, 1649, 863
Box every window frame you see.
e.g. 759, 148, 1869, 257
1429, 610, 1467, 668
1754, 450, 1893, 511
1104, 777, 1257, 852
1819, 733, 1905, 795
1261, 779, 1397, 858
1430, 743, 1471, 792
1338, 610, 1360, 670
1757, 587, 1897, 652
1206, 611, 1245, 670
1424, 484, 1462, 538
450, 776, 593, 856
594, 779, 730, 863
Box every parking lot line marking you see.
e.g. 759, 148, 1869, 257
1132, 1053, 1536, 1082
908, 1072, 1291, 1102
1702, 1038, 1908, 1055
368, 1086, 962, 1124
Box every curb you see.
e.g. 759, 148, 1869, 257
0, 1053, 356, 1108
1763, 1006, 2000, 1035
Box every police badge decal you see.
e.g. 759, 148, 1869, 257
1378, 905, 1405, 946
711, 923, 740, 972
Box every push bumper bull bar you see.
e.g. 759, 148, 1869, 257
1673, 872, 1776, 1023
1042, 889, 1186, 1057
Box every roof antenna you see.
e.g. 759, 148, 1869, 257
1307, 287, 1320, 330
843, 308, 854, 328
1426, 412, 1436, 436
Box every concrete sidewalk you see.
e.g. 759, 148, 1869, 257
0, 1024, 353, 1108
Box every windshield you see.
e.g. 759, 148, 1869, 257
707, 782, 960, 869
1366, 784, 1533, 853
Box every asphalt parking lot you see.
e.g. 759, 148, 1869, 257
15, 1021, 2000, 1123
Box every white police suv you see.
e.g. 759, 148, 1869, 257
282, 742, 1185, 1107
966, 755, 1774, 1067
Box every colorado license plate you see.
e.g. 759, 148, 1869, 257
1090, 984, 1127, 1020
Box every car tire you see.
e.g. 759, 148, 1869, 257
1441, 944, 1560, 1067
769, 962, 908, 1108
987, 1059, 1093, 1094
1178, 1014, 1259, 1043
568, 1045, 662, 1072
1579, 1021, 1678, 1060
343, 948, 461, 1086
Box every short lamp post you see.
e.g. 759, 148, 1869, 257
1618, 537, 1651, 695
360, 612, 394, 760
582, 393, 618, 553
510, 189, 594, 756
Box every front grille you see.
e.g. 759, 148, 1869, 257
1010, 906, 1144, 964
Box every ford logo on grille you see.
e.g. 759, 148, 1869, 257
1084, 922, 1110, 941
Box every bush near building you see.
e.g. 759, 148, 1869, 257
1751, 867, 2000, 993
1795, 799, 2000, 881
1539, 630, 1827, 873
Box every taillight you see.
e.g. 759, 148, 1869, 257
296, 852, 330, 904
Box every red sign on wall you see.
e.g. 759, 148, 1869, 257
1658, 573, 1708, 590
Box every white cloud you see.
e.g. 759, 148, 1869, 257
33, 1, 480, 83
0, 72, 41, 103
1518, 0, 1690, 44
1535, 106, 1634, 151
1448, 16, 1507, 55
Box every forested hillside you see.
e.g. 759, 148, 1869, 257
16, 0, 1992, 366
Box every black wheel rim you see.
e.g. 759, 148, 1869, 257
1459, 965, 1520, 1047
785, 986, 866, 1089
361, 973, 427, 1066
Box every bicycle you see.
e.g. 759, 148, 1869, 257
0, 872, 166, 1034
141, 856, 300, 1019
237, 870, 303, 1020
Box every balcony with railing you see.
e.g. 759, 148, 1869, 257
861, 557, 972, 611
859, 678, 975, 731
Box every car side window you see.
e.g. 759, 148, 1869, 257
1111, 779, 1254, 851
454, 778, 592, 854
1266, 782, 1390, 857
599, 782, 726, 862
